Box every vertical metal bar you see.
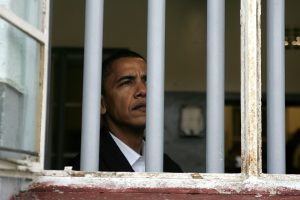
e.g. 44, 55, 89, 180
80, 0, 104, 171
206, 0, 225, 173
240, 0, 262, 177
145, 0, 166, 172
267, 0, 285, 174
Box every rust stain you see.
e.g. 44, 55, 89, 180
191, 173, 203, 179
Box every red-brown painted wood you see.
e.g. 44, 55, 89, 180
13, 184, 300, 200
14, 191, 300, 200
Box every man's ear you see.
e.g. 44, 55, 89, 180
100, 95, 107, 115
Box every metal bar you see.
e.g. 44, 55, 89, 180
240, 0, 262, 177
145, 0, 166, 172
80, 0, 104, 171
206, 0, 225, 173
266, 0, 285, 174
0, 5, 46, 44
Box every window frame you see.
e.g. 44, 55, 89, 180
0, 0, 50, 178
1, 0, 300, 196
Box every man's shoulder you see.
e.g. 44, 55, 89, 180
163, 153, 183, 173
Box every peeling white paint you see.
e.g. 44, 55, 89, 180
19, 171, 300, 196
240, 0, 262, 177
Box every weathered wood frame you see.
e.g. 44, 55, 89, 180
2, 0, 300, 198
0, 0, 50, 176
240, 0, 262, 177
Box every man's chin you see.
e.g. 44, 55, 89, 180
135, 122, 146, 129
133, 121, 146, 130
125, 116, 146, 130
127, 123, 145, 137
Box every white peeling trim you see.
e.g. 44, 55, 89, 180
37, 0, 51, 171
0, 77, 26, 94
28, 171, 300, 195
0, 158, 41, 179
0, 169, 37, 179
0, 6, 46, 44
240, 0, 262, 176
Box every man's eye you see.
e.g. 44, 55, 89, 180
120, 80, 132, 85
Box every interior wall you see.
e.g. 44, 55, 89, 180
286, 107, 300, 137
284, 0, 300, 93
51, 0, 205, 91
51, 0, 300, 93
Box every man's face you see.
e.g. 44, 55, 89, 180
101, 57, 147, 129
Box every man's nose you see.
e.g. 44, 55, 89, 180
135, 81, 146, 98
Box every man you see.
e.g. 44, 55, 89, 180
73, 50, 182, 172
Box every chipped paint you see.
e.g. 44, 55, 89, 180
12, 171, 300, 199
0, 156, 44, 181
240, 0, 262, 177
3, 0, 300, 199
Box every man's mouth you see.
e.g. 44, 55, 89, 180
132, 102, 146, 112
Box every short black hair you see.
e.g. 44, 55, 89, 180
101, 49, 146, 94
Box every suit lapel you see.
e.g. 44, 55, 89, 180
100, 128, 134, 172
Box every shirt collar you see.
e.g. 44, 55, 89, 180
109, 132, 144, 166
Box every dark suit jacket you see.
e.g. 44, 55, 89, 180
71, 128, 182, 172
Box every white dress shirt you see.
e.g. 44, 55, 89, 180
110, 133, 145, 172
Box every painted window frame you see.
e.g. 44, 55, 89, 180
0, 0, 300, 196
0, 0, 50, 178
